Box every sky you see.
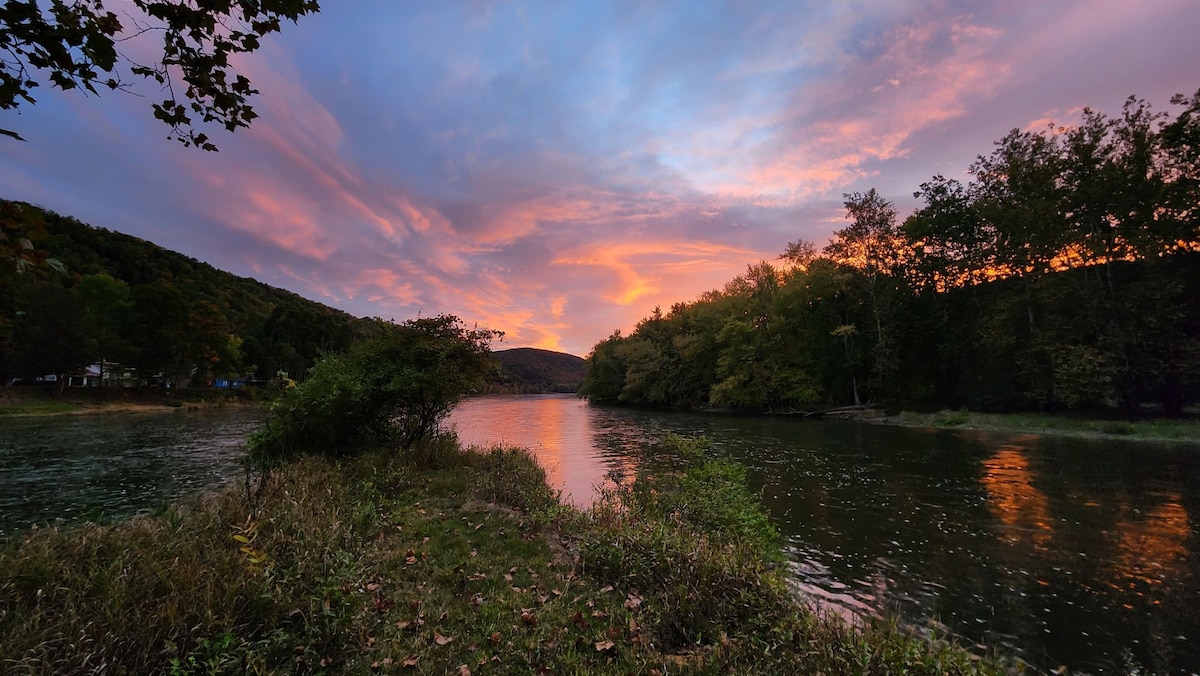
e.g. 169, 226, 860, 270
1, 1, 1198, 357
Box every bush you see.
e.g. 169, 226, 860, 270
581, 434, 788, 649
248, 316, 500, 466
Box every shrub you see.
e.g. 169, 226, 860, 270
581, 434, 788, 649
247, 316, 500, 466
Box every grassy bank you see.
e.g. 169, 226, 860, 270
0, 386, 269, 417
0, 437, 1014, 674
887, 409, 1200, 443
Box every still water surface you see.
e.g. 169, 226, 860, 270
450, 395, 1199, 674
1, 396, 1197, 672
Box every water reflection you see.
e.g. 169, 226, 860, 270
449, 394, 640, 505
1108, 497, 1189, 590
3, 397, 1197, 672
451, 397, 1200, 673
981, 444, 1055, 548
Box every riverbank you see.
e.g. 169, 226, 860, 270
0, 438, 1013, 674
881, 409, 1200, 443
0, 386, 268, 417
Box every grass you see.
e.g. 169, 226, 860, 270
0, 434, 1018, 674
0, 400, 82, 416
892, 409, 1200, 442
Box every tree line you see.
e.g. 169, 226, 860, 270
0, 199, 368, 387
581, 91, 1200, 416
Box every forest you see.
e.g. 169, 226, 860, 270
581, 92, 1200, 416
0, 200, 370, 387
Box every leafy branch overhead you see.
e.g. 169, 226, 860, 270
0, 0, 320, 149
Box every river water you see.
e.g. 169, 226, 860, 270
449, 395, 1199, 674
0, 408, 261, 539
1, 396, 1197, 672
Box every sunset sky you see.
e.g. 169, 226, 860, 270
1, 1, 1197, 356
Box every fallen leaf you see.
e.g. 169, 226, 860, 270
624, 594, 642, 610
489, 631, 501, 643
591, 610, 607, 618
599, 585, 614, 593
455, 665, 471, 676
504, 573, 513, 582
433, 632, 454, 646
402, 655, 419, 668
595, 640, 615, 651
520, 610, 538, 626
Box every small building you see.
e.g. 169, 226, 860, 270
68, 361, 138, 388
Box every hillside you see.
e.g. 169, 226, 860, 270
490, 347, 586, 393
1, 199, 371, 385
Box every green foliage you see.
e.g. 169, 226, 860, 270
0, 0, 320, 149
582, 90, 1200, 417
0, 199, 367, 386
582, 435, 784, 648
248, 316, 501, 465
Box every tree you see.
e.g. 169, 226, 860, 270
76, 272, 132, 382
248, 316, 502, 466
130, 277, 190, 385
0, 0, 320, 148
578, 330, 628, 403
825, 189, 905, 392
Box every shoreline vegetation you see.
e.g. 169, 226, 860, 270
1, 318, 1022, 673
6, 384, 1197, 445
0, 436, 1018, 674
881, 409, 1200, 443
579, 92, 1200, 424
0, 386, 267, 417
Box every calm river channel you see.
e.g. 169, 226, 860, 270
2, 395, 1197, 673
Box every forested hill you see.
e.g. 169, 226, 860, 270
489, 348, 586, 393
581, 91, 1200, 416
0, 199, 372, 385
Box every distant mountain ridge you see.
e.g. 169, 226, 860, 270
490, 347, 585, 393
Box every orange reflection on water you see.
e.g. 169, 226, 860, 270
981, 444, 1055, 548
449, 396, 634, 507
1108, 496, 1190, 589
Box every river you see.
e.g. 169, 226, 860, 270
450, 395, 1200, 674
0, 408, 261, 539
1, 396, 1197, 672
